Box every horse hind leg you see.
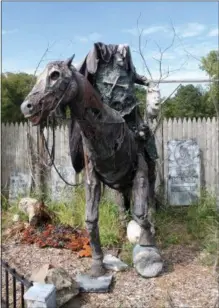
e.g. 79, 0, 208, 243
131, 154, 163, 278
132, 154, 155, 246
85, 159, 106, 277
147, 159, 157, 236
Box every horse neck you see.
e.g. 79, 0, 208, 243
69, 71, 104, 138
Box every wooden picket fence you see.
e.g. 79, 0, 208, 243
1, 118, 218, 202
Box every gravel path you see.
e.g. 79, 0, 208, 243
2, 241, 219, 308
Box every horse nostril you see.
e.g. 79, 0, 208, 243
27, 104, 32, 109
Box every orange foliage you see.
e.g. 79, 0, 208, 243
21, 224, 91, 258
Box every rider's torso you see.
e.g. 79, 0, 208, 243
94, 59, 137, 117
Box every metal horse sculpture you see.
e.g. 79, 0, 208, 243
21, 55, 163, 278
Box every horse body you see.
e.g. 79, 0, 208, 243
21, 56, 163, 278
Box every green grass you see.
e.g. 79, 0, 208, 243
1, 194, 29, 233
39, 187, 123, 248
187, 191, 219, 255
119, 242, 134, 266
155, 206, 192, 248
2, 188, 218, 266
155, 190, 219, 263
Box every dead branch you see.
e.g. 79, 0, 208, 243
32, 41, 56, 79
155, 56, 189, 81
135, 13, 153, 80
134, 16, 188, 85
151, 25, 181, 84
169, 20, 202, 63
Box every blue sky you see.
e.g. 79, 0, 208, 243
2, 2, 219, 96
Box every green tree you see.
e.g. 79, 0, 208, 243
135, 85, 146, 117
200, 50, 219, 115
2, 72, 36, 123
162, 84, 216, 118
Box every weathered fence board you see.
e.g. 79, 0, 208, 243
1, 118, 218, 203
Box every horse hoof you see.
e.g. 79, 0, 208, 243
89, 262, 106, 277
133, 245, 163, 278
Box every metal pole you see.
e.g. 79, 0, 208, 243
147, 79, 218, 84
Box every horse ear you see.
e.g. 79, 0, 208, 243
65, 54, 75, 67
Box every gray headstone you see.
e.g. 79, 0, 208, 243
50, 165, 75, 202
167, 139, 201, 206
9, 172, 31, 203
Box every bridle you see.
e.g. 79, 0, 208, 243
39, 66, 83, 187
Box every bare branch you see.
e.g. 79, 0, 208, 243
32, 41, 56, 78
136, 13, 153, 80
159, 57, 189, 81
152, 27, 177, 84
169, 20, 202, 63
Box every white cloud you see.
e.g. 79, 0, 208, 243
143, 26, 167, 35
176, 41, 218, 58
176, 22, 206, 38
122, 28, 138, 36
74, 32, 102, 43
74, 35, 89, 43
123, 22, 207, 38
147, 51, 176, 61
122, 25, 168, 36
2, 29, 18, 35
208, 28, 219, 37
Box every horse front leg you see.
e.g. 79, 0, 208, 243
85, 159, 106, 277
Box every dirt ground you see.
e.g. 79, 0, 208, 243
2, 239, 219, 308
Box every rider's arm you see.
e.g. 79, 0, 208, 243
134, 72, 150, 86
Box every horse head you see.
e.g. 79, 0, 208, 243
20, 55, 78, 125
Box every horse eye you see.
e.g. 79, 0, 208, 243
50, 71, 60, 81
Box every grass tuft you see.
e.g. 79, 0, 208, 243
155, 190, 219, 263
44, 187, 123, 248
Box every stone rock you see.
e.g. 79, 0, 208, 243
127, 220, 141, 244
18, 197, 52, 227
133, 245, 163, 278
103, 254, 128, 271
30, 265, 79, 308
30, 264, 53, 283
76, 273, 113, 293
12, 214, 20, 222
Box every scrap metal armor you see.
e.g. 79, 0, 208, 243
62, 42, 158, 174
76, 42, 158, 162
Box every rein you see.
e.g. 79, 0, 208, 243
41, 68, 83, 187
42, 124, 83, 187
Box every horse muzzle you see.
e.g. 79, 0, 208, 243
20, 100, 43, 125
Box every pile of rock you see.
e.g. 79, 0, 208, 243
18, 197, 52, 227
30, 265, 79, 308
27, 255, 129, 307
